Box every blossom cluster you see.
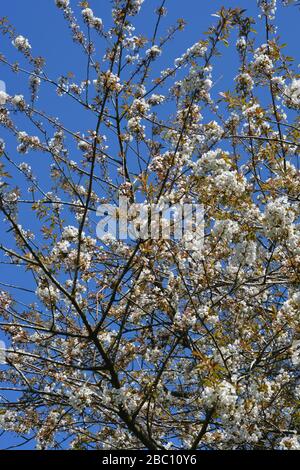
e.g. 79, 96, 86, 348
0, 0, 300, 452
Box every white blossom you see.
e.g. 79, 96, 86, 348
146, 45, 162, 58
258, 0, 277, 19
148, 94, 165, 105
283, 78, 300, 109
55, 0, 70, 9
81, 8, 103, 29
277, 435, 300, 450
12, 35, 31, 52
62, 225, 79, 241
12, 94, 25, 109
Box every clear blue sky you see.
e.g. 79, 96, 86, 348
0, 0, 299, 450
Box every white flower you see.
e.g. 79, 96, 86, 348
12, 35, 31, 52
280, 292, 300, 322
62, 225, 79, 241
263, 196, 294, 238
128, 0, 144, 15
202, 120, 224, 143
82, 7, 93, 19
36, 284, 60, 305
55, 240, 71, 256
17, 131, 28, 142
186, 41, 207, 57
55, 0, 69, 8
214, 169, 246, 196
19, 162, 31, 174
194, 149, 231, 174
271, 75, 285, 87
94, 71, 122, 93
278, 435, 300, 450
0, 138, 5, 153
235, 72, 254, 92
67, 385, 94, 410
146, 45, 162, 58
148, 94, 165, 106
82, 8, 103, 29
291, 339, 300, 366
30, 75, 41, 89
174, 41, 207, 67
0, 411, 18, 431
242, 102, 264, 119
213, 219, 240, 243
127, 116, 144, 135
259, 0, 277, 20
253, 47, 273, 74
179, 66, 212, 97
77, 140, 90, 151
12, 94, 25, 109
283, 78, 300, 109
236, 36, 247, 51
231, 240, 257, 267
202, 380, 237, 410
130, 98, 150, 116
203, 78, 212, 90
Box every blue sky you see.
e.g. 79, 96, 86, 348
1, 1, 299, 99
0, 0, 299, 450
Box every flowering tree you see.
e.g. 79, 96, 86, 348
0, 0, 299, 450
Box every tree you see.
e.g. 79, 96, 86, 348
0, 0, 299, 450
